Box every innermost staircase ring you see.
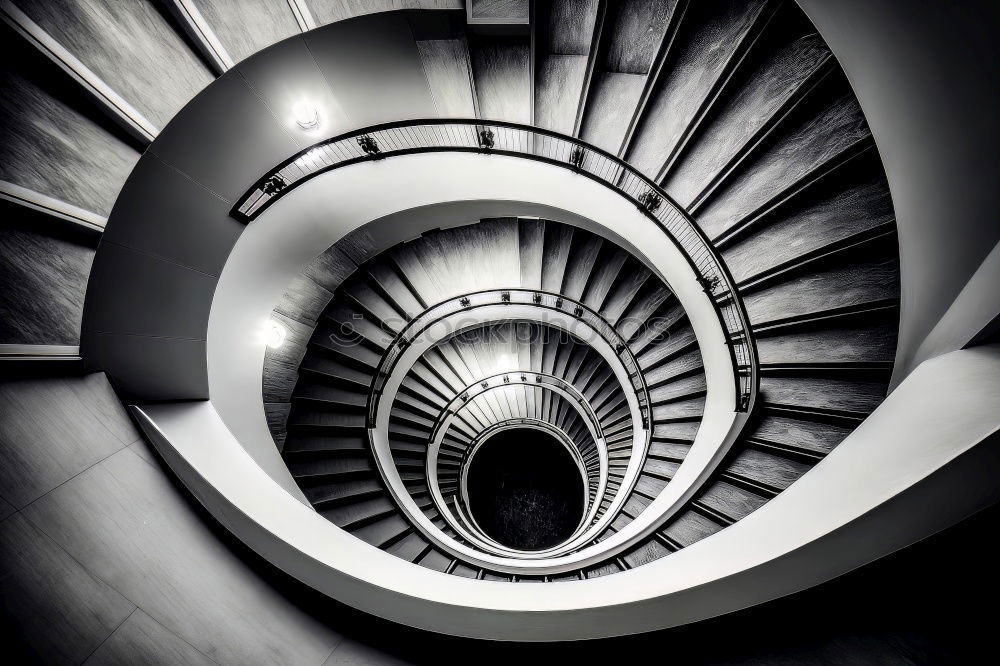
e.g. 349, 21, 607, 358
373, 304, 645, 567
425, 372, 606, 556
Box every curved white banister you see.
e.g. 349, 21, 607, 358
134, 346, 1000, 640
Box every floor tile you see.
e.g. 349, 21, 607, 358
0, 376, 127, 507
23, 447, 342, 665
75, 372, 141, 446
0, 494, 15, 521
85, 608, 217, 666
324, 639, 415, 665
128, 437, 159, 467
1, 513, 135, 664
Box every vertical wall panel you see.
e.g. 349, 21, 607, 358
17, 0, 213, 127
305, 13, 438, 124
307, 0, 462, 25
470, 35, 530, 123
193, 0, 300, 63
0, 36, 139, 215
0, 213, 95, 345
416, 39, 477, 116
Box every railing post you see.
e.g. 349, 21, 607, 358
357, 134, 381, 158
262, 174, 287, 195
478, 128, 495, 152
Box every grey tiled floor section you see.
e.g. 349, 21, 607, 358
1, 373, 432, 665
1, 512, 135, 664
0, 374, 139, 507
0, 494, 15, 521
83, 609, 216, 666
24, 446, 341, 663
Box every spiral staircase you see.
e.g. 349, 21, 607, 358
1, 0, 998, 661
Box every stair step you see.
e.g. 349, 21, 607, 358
305, 478, 384, 507
351, 513, 411, 548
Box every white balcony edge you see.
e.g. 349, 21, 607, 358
134, 345, 1000, 640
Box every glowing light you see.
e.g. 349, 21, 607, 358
291, 102, 319, 131
265, 321, 287, 349
499, 352, 518, 370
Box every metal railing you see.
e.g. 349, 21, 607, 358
233, 119, 758, 412
363, 288, 650, 432
428, 371, 606, 453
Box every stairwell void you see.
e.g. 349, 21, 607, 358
467, 428, 585, 551
3, 0, 997, 649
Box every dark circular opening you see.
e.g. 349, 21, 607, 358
466, 428, 585, 551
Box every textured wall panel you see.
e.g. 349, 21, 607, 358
17, 0, 213, 128
470, 35, 530, 124
0, 44, 139, 215
580, 71, 645, 152
193, 0, 300, 63
148, 72, 299, 202
304, 13, 438, 124
469, 0, 528, 21
416, 39, 477, 117
308, 0, 462, 25
545, 0, 599, 54
102, 154, 241, 277
0, 214, 94, 345
602, 0, 676, 74
534, 54, 587, 133
237, 34, 353, 146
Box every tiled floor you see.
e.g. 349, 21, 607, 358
83, 609, 216, 666
0, 374, 138, 507
0, 373, 354, 665
1, 512, 135, 664
24, 446, 342, 664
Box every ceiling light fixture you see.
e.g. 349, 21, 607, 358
291, 101, 319, 131
264, 320, 287, 349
